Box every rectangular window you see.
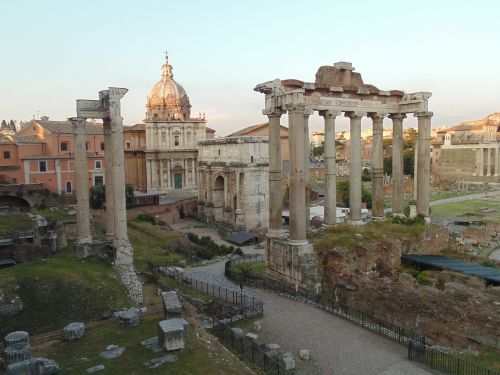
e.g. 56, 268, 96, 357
3, 151, 10, 160
100, 142, 105, 151
60, 142, 68, 152
174, 135, 180, 146
39, 161, 47, 172
94, 176, 104, 186
85, 142, 90, 151
95, 160, 102, 169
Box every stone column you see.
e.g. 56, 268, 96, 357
287, 105, 308, 242
320, 110, 339, 225
304, 109, 313, 227
191, 158, 196, 187
160, 160, 165, 189
345, 112, 364, 224
495, 147, 499, 176
205, 168, 214, 220
146, 159, 151, 192
70, 117, 92, 257
477, 148, 484, 176
166, 159, 171, 188
234, 170, 245, 228
369, 113, 385, 219
266, 109, 285, 238
103, 119, 115, 239
390, 114, 405, 216
415, 111, 433, 218
486, 147, 492, 176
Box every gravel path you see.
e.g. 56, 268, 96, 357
185, 264, 432, 375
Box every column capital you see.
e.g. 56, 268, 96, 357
263, 108, 285, 118
414, 111, 433, 118
304, 108, 314, 118
344, 111, 365, 119
389, 113, 407, 120
283, 103, 306, 113
68, 116, 87, 129
319, 109, 341, 118
368, 112, 386, 123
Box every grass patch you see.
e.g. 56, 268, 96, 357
310, 221, 426, 253
465, 347, 500, 370
128, 221, 183, 272
431, 199, 500, 221
0, 212, 34, 237
0, 250, 130, 337
34, 314, 260, 375
230, 262, 267, 278
157, 275, 212, 303
33, 206, 70, 223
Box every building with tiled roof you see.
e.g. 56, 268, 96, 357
431, 113, 500, 183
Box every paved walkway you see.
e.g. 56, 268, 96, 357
185, 262, 431, 374
429, 189, 500, 207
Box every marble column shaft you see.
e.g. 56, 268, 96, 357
267, 110, 284, 237
71, 117, 92, 244
486, 147, 492, 176
321, 110, 339, 225
346, 112, 363, 223
103, 119, 115, 238
370, 113, 385, 218
478, 148, 484, 176
495, 147, 499, 176
304, 109, 313, 227
415, 111, 433, 217
288, 106, 307, 242
390, 114, 405, 216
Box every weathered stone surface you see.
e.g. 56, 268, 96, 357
253, 320, 262, 332
5, 357, 59, 375
299, 349, 311, 360
161, 291, 182, 319
144, 354, 178, 368
158, 318, 188, 351
100, 345, 124, 359
231, 328, 243, 337
4, 342, 32, 365
281, 352, 296, 371
265, 343, 280, 357
4, 331, 29, 347
86, 364, 105, 373
245, 333, 258, 342
63, 322, 85, 340
0, 297, 23, 317
118, 307, 140, 327
141, 336, 162, 353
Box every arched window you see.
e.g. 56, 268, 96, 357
65, 181, 72, 194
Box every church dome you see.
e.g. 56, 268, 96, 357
146, 54, 191, 121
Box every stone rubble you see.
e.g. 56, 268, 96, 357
63, 322, 85, 340
86, 364, 105, 373
99, 345, 125, 360
144, 354, 178, 368
158, 318, 188, 351
117, 307, 141, 327
141, 336, 162, 353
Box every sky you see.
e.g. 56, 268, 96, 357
1, 0, 500, 136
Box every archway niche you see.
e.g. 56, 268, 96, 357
213, 175, 225, 221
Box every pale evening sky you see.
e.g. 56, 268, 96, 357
1, 0, 499, 136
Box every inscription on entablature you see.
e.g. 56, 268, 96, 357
334, 99, 358, 107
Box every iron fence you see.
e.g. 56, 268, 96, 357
225, 256, 425, 346
409, 341, 500, 375
148, 261, 263, 316
212, 317, 292, 375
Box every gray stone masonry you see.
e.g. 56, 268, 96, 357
4, 331, 29, 347
158, 318, 188, 351
63, 322, 85, 340
4, 342, 32, 365
161, 291, 182, 319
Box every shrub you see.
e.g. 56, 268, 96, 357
136, 213, 156, 225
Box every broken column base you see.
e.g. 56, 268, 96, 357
266, 238, 318, 288
158, 318, 188, 351
74, 241, 92, 259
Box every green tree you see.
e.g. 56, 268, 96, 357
361, 168, 372, 181
383, 157, 392, 175
404, 128, 418, 149
312, 142, 324, 158
403, 148, 414, 175
90, 185, 105, 209
383, 138, 392, 149
336, 180, 372, 208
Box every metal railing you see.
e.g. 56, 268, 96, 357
409, 341, 500, 375
225, 256, 425, 346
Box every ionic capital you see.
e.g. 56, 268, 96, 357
319, 110, 341, 118
263, 108, 286, 118
68, 117, 87, 133
389, 113, 407, 120
344, 111, 365, 120
283, 103, 306, 113
414, 111, 433, 118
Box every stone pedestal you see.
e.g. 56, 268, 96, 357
266, 238, 318, 288
158, 318, 188, 351
409, 200, 417, 218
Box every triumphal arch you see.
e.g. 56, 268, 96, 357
255, 62, 432, 287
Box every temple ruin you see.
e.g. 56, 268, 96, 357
255, 62, 432, 287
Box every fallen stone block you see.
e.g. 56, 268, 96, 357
141, 336, 162, 353
158, 318, 188, 351
4, 331, 30, 347
299, 349, 311, 360
253, 320, 262, 332
5, 357, 59, 375
86, 364, 105, 373
100, 345, 125, 359
281, 352, 296, 371
144, 354, 178, 368
265, 343, 280, 357
231, 328, 244, 337
64, 322, 85, 340
161, 291, 182, 319
118, 308, 140, 327
245, 333, 258, 342
4, 342, 32, 365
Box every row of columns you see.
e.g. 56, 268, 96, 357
146, 158, 197, 191
266, 107, 433, 242
474, 146, 500, 176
